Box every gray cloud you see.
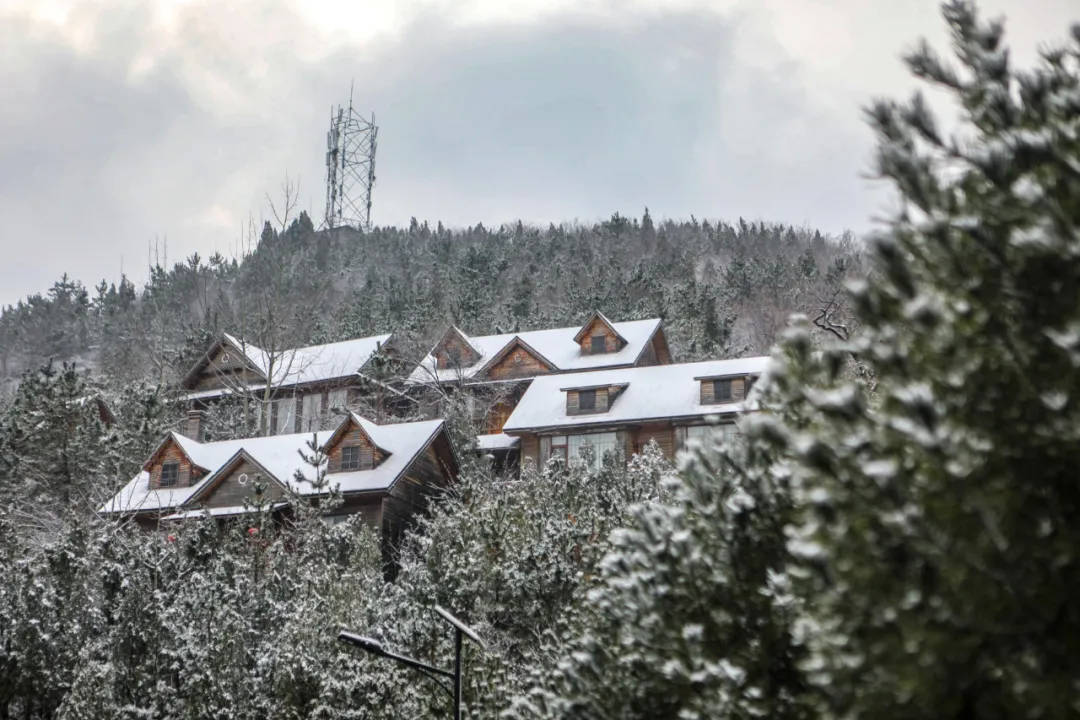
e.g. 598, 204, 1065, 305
0, 1, 1072, 306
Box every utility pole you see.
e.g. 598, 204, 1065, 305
338, 605, 485, 719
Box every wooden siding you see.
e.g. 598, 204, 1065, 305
486, 398, 517, 434
634, 424, 676, 458
381, 443, 454, 572
148, 439, 202, 489
326, 422, 387, 473
193, 345, 263, 391
434, 331, 480, 370
485, 343, 552, 380
520, 434, 540, 469
578, 317, 623, 355
200, 458, 285, 508
331, 495, 383, 528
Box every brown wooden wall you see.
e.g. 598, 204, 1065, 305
380, 443, 454, 570
633, 424, 676, 457
148, 440, 203, 490
332, 495, 383, 527
192, 346, 263, 391
435, 332, 480, 369
326, 423, 387, 473
520, 434, 540, 468
199, 459, 285, 508
484, 344, 551, 381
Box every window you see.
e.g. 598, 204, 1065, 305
160, 461, 179, 488
590, 335, 606, 353
714, 379, 733, 402
300, 393, 323, 432
579, 389, 596, 411
274, 396, 295, 434
686, 424, 739, 447
548, 435, 568, 464
569, 432, 619, 472
341, 445, 373, 471
327, 388, 348, 413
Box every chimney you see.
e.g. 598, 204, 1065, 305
184, 408, 206, 442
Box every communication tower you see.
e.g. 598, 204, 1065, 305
324, 86, 378, 230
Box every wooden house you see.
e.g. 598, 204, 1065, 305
100, 412, 459, 559
406, 311, 673, 463
501, 357, 769, 470
181, 332, 400, 436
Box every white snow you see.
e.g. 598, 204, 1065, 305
99, 413, 446, 515
475, 433, 520, 451
406, 318, 663, 385
187, 333, 392, 400
501, 357, 770, 432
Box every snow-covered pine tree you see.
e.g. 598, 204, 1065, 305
771, 3, 1080, 717
508, 427, 805, 720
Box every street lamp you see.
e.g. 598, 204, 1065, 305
338, 605, 485, 719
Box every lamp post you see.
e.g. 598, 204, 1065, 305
338, 605, 485, 719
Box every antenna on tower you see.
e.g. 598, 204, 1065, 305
324, 83, 378, 231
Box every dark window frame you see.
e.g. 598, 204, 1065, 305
341, 445, 363, 471
160, 461, 180, 488
714, 379, 733, 402
549, 435, 568, 464
590, 335, 606, 354
578, 389, 597, 411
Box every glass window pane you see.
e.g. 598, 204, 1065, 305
301, 393, 322, 432
568, 432, 618, 471
275, 397, 295, 434
714, 379, 733, 402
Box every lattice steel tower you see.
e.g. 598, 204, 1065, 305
324, 87, 378, 230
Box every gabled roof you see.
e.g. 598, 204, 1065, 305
181, 333, 266, 389
433, 325, 482, 361
472, 335, 558, 378
100, 414, 450, 516
407, 317, 665, 385
572, 310, 627, 345
184, 448, 292, 506
182, 332, 394, 397
502, 356, 771, 433
319, 411, 391, 459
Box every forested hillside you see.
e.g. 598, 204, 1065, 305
0, 212, 862, 391
1, 3, 1078, 718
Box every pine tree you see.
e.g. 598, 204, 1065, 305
769, 4, 1080, 717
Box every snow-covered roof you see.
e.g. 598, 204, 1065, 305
407, 318, 663, 385
475, 433, 520, 451
502, 356, 771, 433
227, 333, 393, 386
185, 333, 392, 399
100, 414, 447, 516
159, 502, 289, 521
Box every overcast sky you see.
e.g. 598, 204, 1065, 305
0, 0, 1073, 307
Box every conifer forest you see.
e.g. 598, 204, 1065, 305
1, 3, 1079, 718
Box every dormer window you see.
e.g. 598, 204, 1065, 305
160, 461, 179, 488
590, 335, 606, 354
565, 383, 628, 415
697, 374, 757, 404
341, 445, 373, 471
